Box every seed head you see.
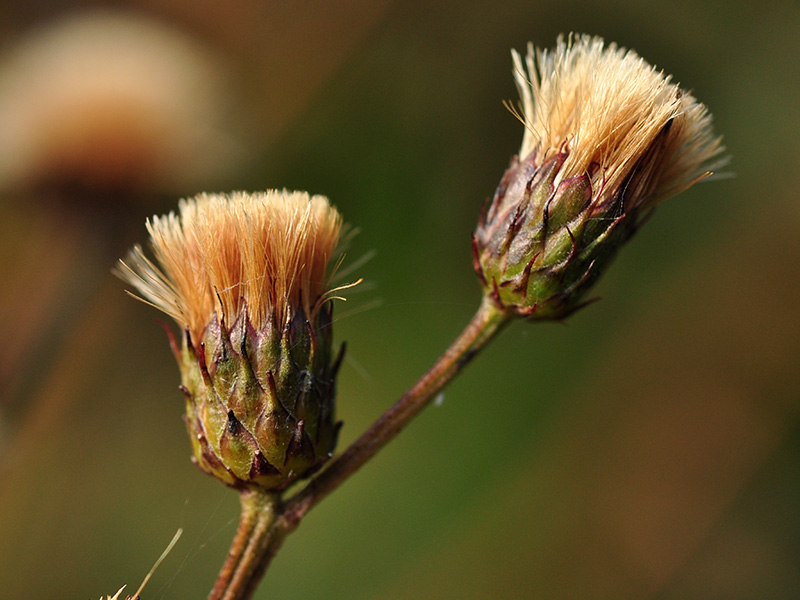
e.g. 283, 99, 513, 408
474, 34, 725, 319
119, 191, 352, 490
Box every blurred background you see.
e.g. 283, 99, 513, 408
0, 1, 798, 598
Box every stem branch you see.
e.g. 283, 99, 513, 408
208, 489, 282, 600
285, 295, 508, 524
209, 296, 509, 599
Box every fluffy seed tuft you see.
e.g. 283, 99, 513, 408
510, 33, 725, 210
118, 190, 344, 341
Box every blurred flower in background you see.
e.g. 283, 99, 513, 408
0, 9, 241, 468
0, 10, 237, 201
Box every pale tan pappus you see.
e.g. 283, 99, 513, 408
510, 34, 725, 210
118, 191, 346, 342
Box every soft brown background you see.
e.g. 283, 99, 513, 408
0, 1, 798, 599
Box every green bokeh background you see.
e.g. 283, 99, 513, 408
1, 1, 799, 598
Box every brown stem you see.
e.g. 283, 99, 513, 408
208, 489, 282, 600
284, 296, 508, 523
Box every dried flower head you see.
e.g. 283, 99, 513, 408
474, 34, 725, 319
119, 191, 352, 490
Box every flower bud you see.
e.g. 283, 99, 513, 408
474, 34, 725, 319
118, 191, 353, 491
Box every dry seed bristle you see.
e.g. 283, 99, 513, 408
512, 34, 724, 207
119, 190, 344, 341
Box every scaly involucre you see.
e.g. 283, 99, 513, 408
119, 190, 343, 342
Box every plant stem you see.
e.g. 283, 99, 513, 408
284, 296, 509, 524
208, 489, 282, 600
209, 296, 510, 599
